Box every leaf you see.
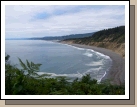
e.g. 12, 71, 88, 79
13, 82, 18, 89
31, 62, 35, 67
17, 85, 23, 92
16, 70, 21, 75
34, 66, 39, 71
18, 58, 27, 70
5, 54, 10, 62
31, 72, 39, 77
36, 64, 42, 67
27, 70, 31, 75
26, 59, 30, 69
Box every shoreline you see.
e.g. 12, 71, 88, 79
59, 41, 125, 85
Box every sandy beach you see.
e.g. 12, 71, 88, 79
60, 41, 125, 85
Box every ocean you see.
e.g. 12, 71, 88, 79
5, 40, 112, 82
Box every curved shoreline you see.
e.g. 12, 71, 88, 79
60, 42, 125, 85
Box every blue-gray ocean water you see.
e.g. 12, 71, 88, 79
5, 40, 112, 82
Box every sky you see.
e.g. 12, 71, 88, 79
5, 5, 125, 38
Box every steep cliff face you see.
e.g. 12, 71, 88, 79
62, 26, 125, 58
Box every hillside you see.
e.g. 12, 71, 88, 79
61, 26, 125, 58
41, 32, 95, 40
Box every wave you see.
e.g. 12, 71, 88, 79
37, 64, 111, 83
63, 44, 85, 50
57, 42, 111, 61
37, 71, 84, 78
37, 66, 104, 82
83, 52, 93, 57
95, 51, 111, 59
64, 44, 111, 60
85, 48, 111, 60
46, 42, 112, 82
84, 66, 102, 73
97, 71, 106, 83
85, 59, 104, 66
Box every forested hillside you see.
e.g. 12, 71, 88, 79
62, 26, 125, 57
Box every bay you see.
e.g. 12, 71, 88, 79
5, 40, 112, 82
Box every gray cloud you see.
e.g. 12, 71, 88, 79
5, 5, 125, 38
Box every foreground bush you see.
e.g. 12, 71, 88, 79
5, 54, 125, 95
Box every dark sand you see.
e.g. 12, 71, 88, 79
60, 42, 125, 85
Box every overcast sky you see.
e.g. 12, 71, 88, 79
5, 5, 125, 38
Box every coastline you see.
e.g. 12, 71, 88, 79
59, 41, 125, 85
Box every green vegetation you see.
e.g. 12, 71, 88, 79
5, 54, 125, 95
90, 26, 125, 43
64, 26, 125, 44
